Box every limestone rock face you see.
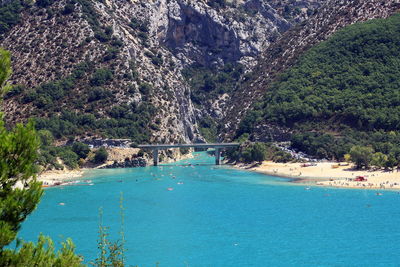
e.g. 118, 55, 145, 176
163, 0, 287, 68
2, 0, 320, 143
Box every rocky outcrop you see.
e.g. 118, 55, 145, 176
222, 0, 400, 140
101, 157, 147, 169
72, 138, 132, 148
163, 0, 295, 68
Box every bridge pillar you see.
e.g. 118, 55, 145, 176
153, 149, 159, 166
215, 148, 221, 165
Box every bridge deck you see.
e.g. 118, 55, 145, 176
138, 143, 239, 149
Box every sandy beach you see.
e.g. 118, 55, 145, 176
238, 161, 400, 190
38, 169, 86, 187
35, 148, 195, 187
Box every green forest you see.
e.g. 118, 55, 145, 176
238, 13, 400, 163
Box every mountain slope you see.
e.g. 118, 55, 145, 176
234, 12, 400, 162
0, 0, 321, 143
222, 0, 400, 140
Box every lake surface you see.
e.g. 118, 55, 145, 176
20, 152, 400, 266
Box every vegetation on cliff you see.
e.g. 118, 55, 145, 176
226, 141, 293, 164
238, 13, 400, 163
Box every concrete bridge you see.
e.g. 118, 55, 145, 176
138, 143, 240, 166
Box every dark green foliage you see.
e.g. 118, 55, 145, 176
76, 0, 100, 30
19, 62, 91, 110
0, 49, 42, 253
242, 143, 267, 163
291, 130, 400, 166
251, 14, 400, 131
94, 147, 108, 163
240, 14, 400, 161
37, 129, 54, 146
0, 121, 41, 250
226, 142, 293, 164
129, 17, 149, 33
35, 102, 156, 143
33, 78, 73, 108
95, 31, 111, 43
128, 17, 149, 45
37, 140, 88, 170
72, 142, 90, 159
109, 105, 129, 119
90, 68, 113, 86
92, 194, 127, 267
4, 84, 24, 99
198, 116, 218, 142
1, 235, 84, 267
0, 48, 82, 266
137, 32, 149, 45
58, 148, 79, 169
62, 1, 75, 15
207, 0, 227, 9
236, 110, 262, 139
72, 61, 91, 79
110, 38, 123, 48
73, 0, 113, 44
139, 82, 152, 98
36, 0, 55, 8
282, 5, 301, 20
35, 115, 77, 139
349, 146, 374, 169
182, 63, 244, 105
0, 0, 24, 35
291, 132, 352, 160
151, 53, 163, 66
180, 147, 190, 155
137, 149, 144, 157
88, 87, 113, 102
103, 47, 119, 61
94, 26, 112, 43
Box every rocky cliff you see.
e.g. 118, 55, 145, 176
0, 0, 323, 143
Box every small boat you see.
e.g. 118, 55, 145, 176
167, 187, 174, 191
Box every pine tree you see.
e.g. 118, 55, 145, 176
0, 48, 84, 266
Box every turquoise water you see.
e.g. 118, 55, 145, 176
20, 152, 400, 266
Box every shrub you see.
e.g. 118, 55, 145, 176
88, 87, 113, 102
94, 147, 108, 163
59, 149, 79, 169
137, 149, 144, 157
90, 68, 113, 86
0, 0, 24, 34
139, 82, 152, 96
37, 130, 54, 146
36, 0, 54, 8
62, 2, 75, 15
103, 47, 119, 61
180, 147, 190, 155
72, 142, 90, 159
